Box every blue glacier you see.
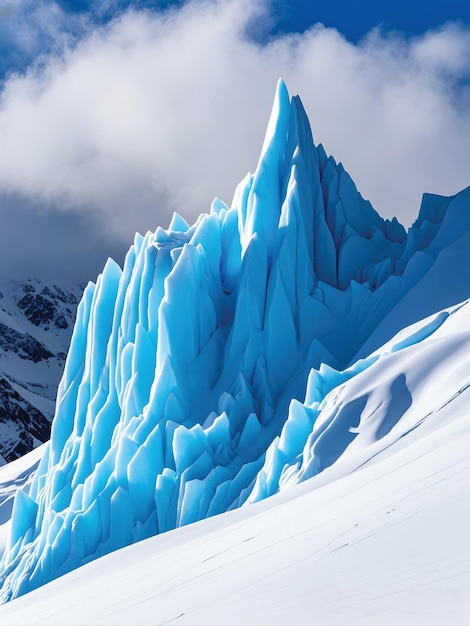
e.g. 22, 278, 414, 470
1, 79, 469, 601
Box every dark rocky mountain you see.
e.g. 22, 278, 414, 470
0, 279, 83, 463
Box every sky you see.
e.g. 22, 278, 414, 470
0, 0, 469, 283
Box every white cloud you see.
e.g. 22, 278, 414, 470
0, 1, 86, 72
0, 0, 469, 265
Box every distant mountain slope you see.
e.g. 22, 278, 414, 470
0, 80, 469, 604
0, 280, 82, 463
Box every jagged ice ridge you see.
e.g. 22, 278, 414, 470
0, 79, 468, 601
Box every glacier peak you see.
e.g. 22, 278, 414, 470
0, 81, 467, 601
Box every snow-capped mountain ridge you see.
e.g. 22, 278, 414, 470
0, 79, 468, 602
0, 280, 81, 463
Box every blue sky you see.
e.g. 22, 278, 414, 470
272, 1, 470, 41
0, 0, 469, 281
2, 1, 469, 78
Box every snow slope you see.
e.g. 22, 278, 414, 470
0, 80, 469, 620
0, 299, 469, 624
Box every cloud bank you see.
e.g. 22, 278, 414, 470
0, 0, 469, 280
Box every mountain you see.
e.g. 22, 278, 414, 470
0, 79, 469, 614
0, 280, 82, 464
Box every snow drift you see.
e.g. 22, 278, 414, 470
1, 79, 469, 602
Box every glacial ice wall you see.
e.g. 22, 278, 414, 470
0, 80, 458, 601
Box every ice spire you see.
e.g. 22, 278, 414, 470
0, 81, 455, 602
239, 78, 291, 254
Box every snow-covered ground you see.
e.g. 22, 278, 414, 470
0, 296, 469, 625
0, 369, 468, 625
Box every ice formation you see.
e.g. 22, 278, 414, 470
0, 79, 469, 601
